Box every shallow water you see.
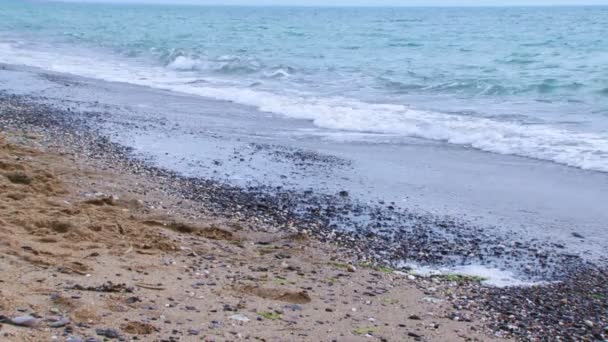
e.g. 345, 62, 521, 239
1, 2, 608, 171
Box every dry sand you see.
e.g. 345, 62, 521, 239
0, 130, 499, 341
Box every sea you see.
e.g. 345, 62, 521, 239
2, 1, 608, 171
1, 1, 607, 285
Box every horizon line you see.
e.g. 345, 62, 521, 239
43, 0, 608, 7
46, 4, 608, 7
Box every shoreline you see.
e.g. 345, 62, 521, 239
1, 91, 607, 340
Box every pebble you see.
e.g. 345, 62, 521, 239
48, 317, 70, 328
422, 296, 443, 304
229, 314, 250, 322
408, 332, 422, 338
66, 337, 83, 342
284, 304, 302, 311
187, 329, 200, 335
95, 328, 120, 339
571, 232, 585, 239
10, 315, 39, 327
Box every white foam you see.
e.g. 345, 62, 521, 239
166, 56, 201, 71
2, 40, 608, 173
264, 68, 291, 78
407, 263, 546, 287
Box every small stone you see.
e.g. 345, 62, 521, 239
284, 304, 302, 311
422, 296, 443, 304
48, 317, 70, 328
125, 296, 141, 304
347, 265, 357, 272
66, 337, 84, 342
408, 315, 421, 320
10, 315, 40, 327
96, 328, 119, 339
571, 232, 585, 239
223, 304, 237, 312
229, 314, 250, 322
583, 320, 594, 328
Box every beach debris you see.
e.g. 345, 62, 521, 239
70, 281, 133, 293
258, 311, 281, 320
352, 327, 375, 336
135, 283, 166, 290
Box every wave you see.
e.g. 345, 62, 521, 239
167, 55, 202, 71
165, 54, 294, 79
379, 76, 589, 96
166, 55, 262, 74
167, 85, 608, 172
1, 41, 607, 173
387, 42, 423, 48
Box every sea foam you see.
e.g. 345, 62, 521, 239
407, 263, 547, 287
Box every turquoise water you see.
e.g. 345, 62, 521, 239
1, 1, 608, 171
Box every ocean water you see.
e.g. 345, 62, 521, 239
1, 1, 608, 171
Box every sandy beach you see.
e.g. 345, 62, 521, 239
0, 84, 606, 341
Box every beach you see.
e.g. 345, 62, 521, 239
0, 66, 607, 341
1, 3, 607, 340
